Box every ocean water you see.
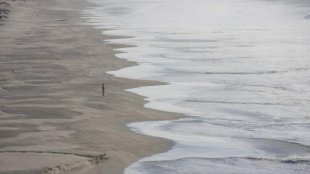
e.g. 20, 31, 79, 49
84, 0, 310, 173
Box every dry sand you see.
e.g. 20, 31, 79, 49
0, 0, 180, 173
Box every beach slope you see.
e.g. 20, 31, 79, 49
0, 0, 178, 173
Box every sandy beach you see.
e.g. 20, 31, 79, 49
0, 0, 180, 173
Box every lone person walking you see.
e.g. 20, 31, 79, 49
102, 83, 105, 96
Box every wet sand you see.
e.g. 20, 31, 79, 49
0, 0, 179, 173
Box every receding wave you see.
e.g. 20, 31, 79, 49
204, 68, 310, 75
148, 156, 310, 164
185, 99, 291, 106
155, 38, 219, 43
129, 156, 310, 174
204, 70, 287, 75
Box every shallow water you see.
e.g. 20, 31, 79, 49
85, 0, 310, 173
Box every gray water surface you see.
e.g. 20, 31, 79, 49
85, 0, 310, 173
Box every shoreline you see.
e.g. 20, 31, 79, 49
0, 0, 181, 174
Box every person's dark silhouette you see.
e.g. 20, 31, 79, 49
102, 83, 105, 96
